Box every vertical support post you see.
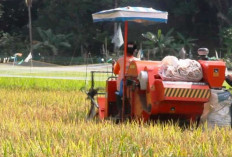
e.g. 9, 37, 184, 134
28, 4, 32, 56
113, 0, 118, 54
27, 0, 33, 69
91, 71, 94, 90
122, 21, 128, 121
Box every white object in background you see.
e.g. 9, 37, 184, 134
179, 47, 186, 59
225, 68, 228, 76
138, 71, 148, 90
137, 49, 144, 59
25, 52, 32, 62
111, 24, 124, 48
215, 50, 219, 59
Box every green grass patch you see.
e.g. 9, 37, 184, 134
17, 71, 86, 77
0, 77, 105, 91
223, 81, 232, 93
0, 70, 85, 77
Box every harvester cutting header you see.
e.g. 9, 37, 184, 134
87, 7, 228, 124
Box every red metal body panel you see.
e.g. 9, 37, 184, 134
97, 97, 106, 120
147, 79, 210, 120
106, 80, 117, 102
97, 80, 117, 119
127, 83, 205, 121
101, 59, 226, 122
124, 60, 215, 122
199, 60, 226, 88
150, 101, 204, 116
127, 60, 161, 77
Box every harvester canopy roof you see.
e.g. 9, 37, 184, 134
92, 6, 168, 23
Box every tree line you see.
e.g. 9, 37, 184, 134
0, 0, 231, 64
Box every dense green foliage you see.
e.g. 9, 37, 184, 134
0, 0, 231, 64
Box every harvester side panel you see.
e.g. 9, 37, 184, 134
125, 60, 213, 122
128, 88, 150, 120
161, 81, 210, 102
127, 60, 161, 77
97, 97, 106, 120
97, 80, 117, 119
199, 60, 226, 88
150, 101, 204, 120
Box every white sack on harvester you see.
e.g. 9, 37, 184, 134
159, 56, 203, 82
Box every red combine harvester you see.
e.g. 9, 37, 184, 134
87, 55, 226, 123
88, 7, 226, 123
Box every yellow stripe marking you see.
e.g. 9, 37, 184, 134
181, 89, 188, 97
164, 88, 168, 95
202, 89, 208, 98
190, 89, 196, 98
206, 90, 211, 98
165, 88, 169, 96
186, 89, 192, 97
165, 88, 210, 99
198, 89, 204, 98
194, 89, 201, 98
177, 89, 184, 97
174, 88, 180, 97
166, 88, 172, 96
168, 88, 173, 97
170, 88, 176, 97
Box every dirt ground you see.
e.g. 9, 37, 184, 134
1, 60, 112, 71
0, 61, 112, 80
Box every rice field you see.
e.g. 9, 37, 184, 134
0, 77, 232, 156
